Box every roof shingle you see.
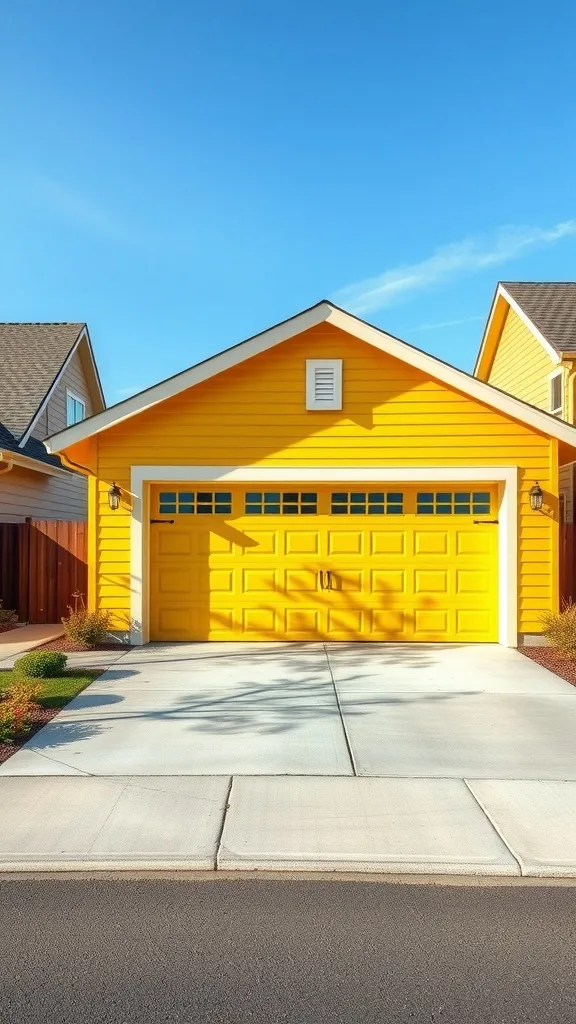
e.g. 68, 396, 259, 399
0, 322, 85, 439
501, 282, 576, 354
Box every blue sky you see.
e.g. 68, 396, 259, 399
2, 0, 576, 403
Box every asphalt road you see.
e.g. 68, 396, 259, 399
1, 877, 576, 1023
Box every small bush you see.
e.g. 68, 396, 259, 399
0, 680, 42, 742
14, 650, 68, 678
0, 600, 18, 625
540, 602, 576, 658
62, 601, 111, 648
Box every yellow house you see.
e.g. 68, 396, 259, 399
46, 301, 576, 647
475, 281, 576, 601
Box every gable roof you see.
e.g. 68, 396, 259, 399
500, 282, 576, 354
46, 300, 576, 455
0, 323, 87, 439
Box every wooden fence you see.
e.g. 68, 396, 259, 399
0, 519, 87, 624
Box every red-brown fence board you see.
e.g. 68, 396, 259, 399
0, 519, 87, 623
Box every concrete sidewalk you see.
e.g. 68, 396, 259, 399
1, 774, 576, 876
0, 624, 64, 667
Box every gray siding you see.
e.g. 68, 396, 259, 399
32, 348, 95, 441
0, 464, 87, 523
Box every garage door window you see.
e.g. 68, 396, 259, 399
416, 491, 491, 515
244, 492, 318, 515
331, 492, 404, 515
158, 491, 232, 514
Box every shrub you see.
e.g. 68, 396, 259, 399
14, 650, 68, 678
540, 602, 576, 658
62, 601, 111, 648
0, 680, 42, 742
0, 600, 18, 625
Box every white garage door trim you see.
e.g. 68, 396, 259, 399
130, 465, 518, 647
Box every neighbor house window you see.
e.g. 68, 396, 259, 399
66, 390, 86, 426
550, 371, 563, 417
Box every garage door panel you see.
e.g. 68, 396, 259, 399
149, 484, 498, 642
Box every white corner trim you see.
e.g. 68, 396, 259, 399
46, 301, 576, 454
499, 287, 562, 366
129, 464, 518, 647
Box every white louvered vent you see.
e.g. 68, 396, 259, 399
306, 359, 342, 410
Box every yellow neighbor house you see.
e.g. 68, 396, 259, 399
475, 281, 576, 602
45, 301, 576, 647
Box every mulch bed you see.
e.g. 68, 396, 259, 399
0, 624, 19, 635
35, 638, 133, 653
0, 707, 59, 766
519, 645, 576, 688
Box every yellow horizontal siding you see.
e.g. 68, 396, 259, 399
90, 323, 558, 635
488, 307, 558, 411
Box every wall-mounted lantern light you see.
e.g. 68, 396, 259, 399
529, 482, 544, 512
108, 482, 122, 511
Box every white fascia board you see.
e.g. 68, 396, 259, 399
325, 307, 576, 445
19, 327, 101, 448
46, 299, 576, 453
499, 286, 562, 366
0, 449, 69, 477
47, 303, 333, 452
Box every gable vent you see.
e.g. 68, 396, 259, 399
306, 359, 342, 410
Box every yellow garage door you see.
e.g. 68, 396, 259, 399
149, 484, 498, 642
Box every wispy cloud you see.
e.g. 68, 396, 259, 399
333, 221, 576, 315
411, 315, 484, 333
28, 173, 126, 239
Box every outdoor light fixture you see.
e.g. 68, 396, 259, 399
529, 482, 544, 512
108, 482, 122, 511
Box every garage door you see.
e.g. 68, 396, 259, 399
149, 484, 498, 642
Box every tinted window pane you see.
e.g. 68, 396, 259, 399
159, 503, 176, 514
302, 493, 317, 502
417, 504, 434, 515
350, 493, 365, 503
332, 505, 347, 514
246, 492, 261, 503
454, 506, 469, 515
245, 504, 261, 514
264, 504, 281, 514
180, 492, 194, 502
179, 504, 194, 514
301, 506, 317, 515
350, 505, 365, 514
159, 492, 176, 503
368, 504, 385, 515
387, 493, 403, 503
284, 493, 298, 502
197, 492, 212, 502
473, 492, 490, 503
332, 493, 347, 503
418, 493, 433, 503
370, 492, 384, 503
454, 493, 470, 504
387, 505, 403, 515
473, 504, 490, 515
284, 505, 299, 515
436, 504, 451, 515
437, 493, 451, 503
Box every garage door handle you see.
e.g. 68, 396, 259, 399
150, 519, 175, 524
474, 519, 499, 524
325, 570, 332, 590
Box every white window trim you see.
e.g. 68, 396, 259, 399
306, 359, 342, 410
549, 369, 564, 416
66, 388, 86, 427
129, 464, 518, 648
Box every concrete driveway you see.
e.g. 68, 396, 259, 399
2, 642, 576, 779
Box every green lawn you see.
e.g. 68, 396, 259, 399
0, 670, 101, 710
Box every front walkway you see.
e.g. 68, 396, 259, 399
1, 642, 576, 876
0, 624, 63, 667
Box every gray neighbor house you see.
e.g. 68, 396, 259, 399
0, 323, 105, 522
